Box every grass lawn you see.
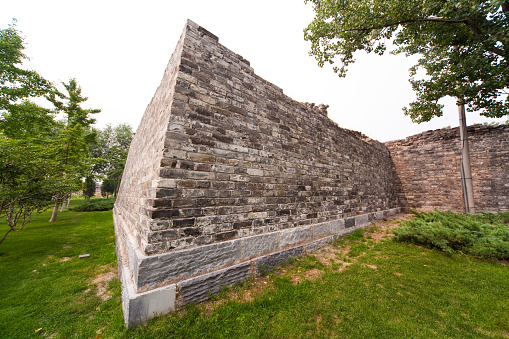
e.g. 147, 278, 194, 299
1, 206, 508, 338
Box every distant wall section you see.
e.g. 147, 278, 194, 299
385, 124, 509, 213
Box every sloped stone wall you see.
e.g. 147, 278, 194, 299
385, 124, 509, 213
114, 20, 404, 327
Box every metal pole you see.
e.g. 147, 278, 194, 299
458, 104, 476, 214
460, 163, 469, 214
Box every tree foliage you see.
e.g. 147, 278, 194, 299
91, 123, 133, 197
0, 20, 51, 116
47, 78, 100, 128
0, 137, 56, 244
304, 0, 509, 122
0, 21, 56, 243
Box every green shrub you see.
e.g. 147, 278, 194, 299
69, 198, 115, 212
393, 210, 509, 259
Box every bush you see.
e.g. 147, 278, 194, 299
69, 198, 115, 212
393, 210, 509, 259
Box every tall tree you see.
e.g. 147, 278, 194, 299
47, 79, 101, 221
304, 0, 509, 122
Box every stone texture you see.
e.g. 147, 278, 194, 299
177, 262, 251, 305
345, 217, 355, 229
254, 246, 306, 274
136, 239, 242, 290
330, 219, 346, 233
115, 19, 404, 258
313, 222, 331, 238
242, 232, 278, 258
120, 257, 176, 328
355, 214, 369, 227
279, 226, 312, 248
386, 125, 509, 213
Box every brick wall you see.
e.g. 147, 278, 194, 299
115, 20, 403, 259
385, 124, 509, 213
113, 19, 509, 327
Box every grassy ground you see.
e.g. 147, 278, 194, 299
1, 207, 508, 338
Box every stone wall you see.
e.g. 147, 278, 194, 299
385, 124, 509, 213
114, 20, 403, 327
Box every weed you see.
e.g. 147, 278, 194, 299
348, 243, 369, 257
344, 229, 365, 241
259, 263, 267, 276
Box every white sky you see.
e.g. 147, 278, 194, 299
2, 0, 507, 142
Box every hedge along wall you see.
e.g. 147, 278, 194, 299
385, 124, 509, 213
114, 20, 403, 327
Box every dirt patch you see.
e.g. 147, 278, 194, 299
363, 264, 378, 270
59, 257, 72, 262
292, 268, 324, 284
92, 266, 116, 300
337, 262, 353, 272
365, 213, 414, 241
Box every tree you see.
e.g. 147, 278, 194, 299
47, 78, 100, 127
0, 21, 56, 244
91, 123, 134, 198
304, 0, 509, 213
84, 176, 96, 202
304, 0, 509, 122
101, 178, 115, 198
46, 79, 100, 222
0, 138, 56, 245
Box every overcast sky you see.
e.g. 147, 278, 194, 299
2, 0, 507, 142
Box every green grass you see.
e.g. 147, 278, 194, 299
0, 199, 124, 338
1, 208, 509, 338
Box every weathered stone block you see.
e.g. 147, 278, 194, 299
330, 218, 345, 233
355, 214, 369, 227
242, 232, 278, 258
136, 239, 242, 290
313, 222, 330, 238
254, 246, 306, 273
279, 226, 312, 248
306, 236, 335, 253
120, 260, 176, 328
178, 262, 250, 305
345, 217, 355, 229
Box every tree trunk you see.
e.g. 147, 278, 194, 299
87, 194, 91, 202
67, 196, 71, 207
114, 179, 119, 199
49, 201, 59, 222
0, 228, 13, 245
60, 197, 67, 212
458, 104, 476, 214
